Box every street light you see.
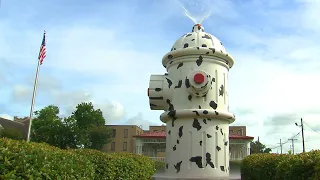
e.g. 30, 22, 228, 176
295, 118, 305, 153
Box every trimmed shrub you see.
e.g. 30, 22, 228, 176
154, 161, 165, 172
276, 150, 320, 180
314, 154, 320, 180
71, 149, 156, 180
0, 138, 157, 180
241, 153, 288, 180
0, 138, 95, 179
241, 151, 320, 180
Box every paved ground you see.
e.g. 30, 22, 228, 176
153, 172, 241, 180
154, 164, 241, 180
229, 172, 241, 180
229, 165, 241, 179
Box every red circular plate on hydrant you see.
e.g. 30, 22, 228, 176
194, 73, 204, 84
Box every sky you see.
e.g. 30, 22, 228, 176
1, 0, 320, 154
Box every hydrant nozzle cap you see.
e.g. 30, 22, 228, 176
192, 24, 204, 32
194, 73, 205, 84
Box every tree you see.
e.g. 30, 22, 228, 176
88, 125, 113, 150
31, 105, 78, 149
30, 102, 112, 150
288, 149, 292, 155
250, 140, 272, 154
70, 102, 113, 150
72, 102, 105, 129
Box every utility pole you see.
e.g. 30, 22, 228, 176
288, 138, 297, 154
295, 118, 306, 152
301, 118, 305, 153
278, 139, 283, 154
257, 136, 260, 153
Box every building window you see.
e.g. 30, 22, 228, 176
153, 130, 158, 132
123, 142, 127, 151
124, 129, 128, 138
111, 142, 115, 151
157, 148, 166, 152
237, 130, 242, 135
112, 129, 116, 138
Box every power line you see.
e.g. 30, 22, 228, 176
305, 138, 320, 143
295, 118, 305, 153
278, 139, 283, 154
268, 131, 301, 152
281, 131, 301, 146
288, 138, 297, 154
303, 120, 320, 135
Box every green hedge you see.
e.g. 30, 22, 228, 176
0, 138, 156, 180
71, 149, 156, 180
154, 161, 165, 172
241, 151, 320, 180
0, 138, 95, 179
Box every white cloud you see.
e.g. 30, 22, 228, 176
51, 90, 127, 122
1, 0, 320, 153
216, 0, 320, 152
11, 85, 32, 102
124, 112, 159, 130
0, 114, 13, 120
95, 101, 126, 122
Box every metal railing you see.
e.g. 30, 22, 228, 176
150, 157, 165, 162
230, 157, 244, 161
149, 157, 243, 162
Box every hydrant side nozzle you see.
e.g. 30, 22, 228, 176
148, 74, 171, 111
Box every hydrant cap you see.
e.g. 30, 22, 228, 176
162, 24, 235, 68
171, 24, 227, 54
194, 73, 205, 84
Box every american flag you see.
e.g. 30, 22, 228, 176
38, 31, 46, 65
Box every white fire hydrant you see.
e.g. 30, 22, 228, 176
148, 24, 236, 180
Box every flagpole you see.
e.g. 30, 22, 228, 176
26, 30, 46, 142
26, 56, 41, 142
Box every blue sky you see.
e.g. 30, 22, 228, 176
1, 0, 320, 153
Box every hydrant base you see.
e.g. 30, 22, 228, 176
153, 176, 240, 180
153, 173, 240, 180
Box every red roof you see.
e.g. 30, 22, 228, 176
134, 132, 254, 140
134, 131, 166, 138
229, 135, 254, 140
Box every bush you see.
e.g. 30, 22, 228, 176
314, 154, 320, 180
72, 149, 156, 180
241, 153, 287, 180
0, 138, 95, 179
154, 161, 165, 172
276, 150, 320, 180
0, 138, 157, 180
241, 151, 320, 180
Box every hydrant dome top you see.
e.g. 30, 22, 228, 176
171, 24, 227, 54
163, 24, 235, 68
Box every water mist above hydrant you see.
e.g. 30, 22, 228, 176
148, 24, 236, 180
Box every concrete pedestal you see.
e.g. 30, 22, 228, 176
153, 173, 240, 180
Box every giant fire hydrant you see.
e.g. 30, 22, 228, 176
148, 24, 235, 180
